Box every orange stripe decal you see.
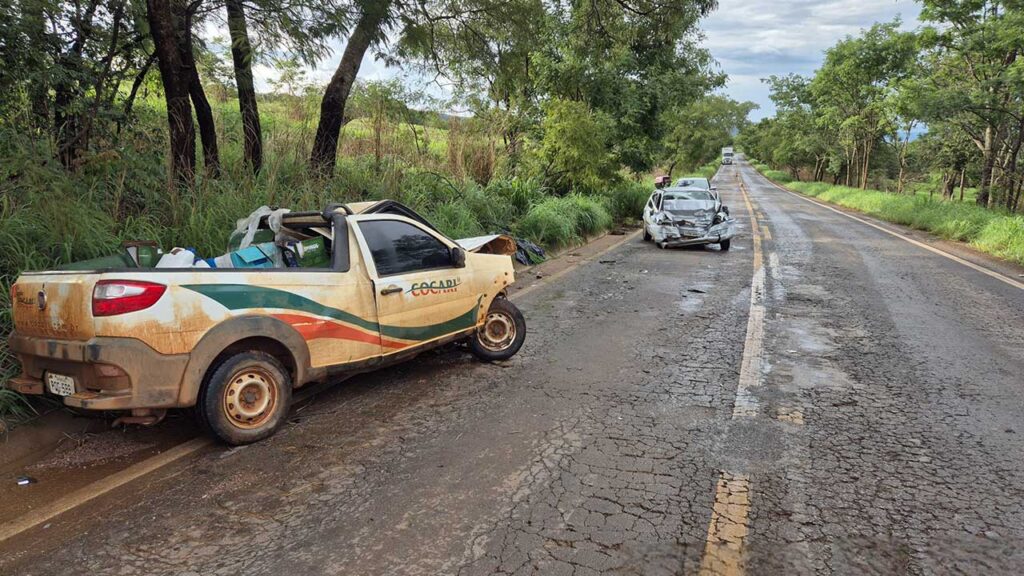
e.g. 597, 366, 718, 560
273, 313, 411, 350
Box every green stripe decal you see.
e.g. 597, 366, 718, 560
183, 284, 479, 342
380, 299, 479, 341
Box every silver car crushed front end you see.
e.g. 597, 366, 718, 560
653, 218, 737, 247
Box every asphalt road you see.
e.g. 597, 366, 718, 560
3, 159, 1023, 575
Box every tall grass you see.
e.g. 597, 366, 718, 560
516, 195, 614, 247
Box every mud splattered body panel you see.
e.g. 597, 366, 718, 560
8, 213, 516, 412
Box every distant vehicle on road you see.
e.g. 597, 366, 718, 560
8, 201, 527, 445
673, 176, 712, 190
642, 186, 735, 250
722, 147, 734, 165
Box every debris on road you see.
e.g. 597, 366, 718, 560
15, 476, 36, 487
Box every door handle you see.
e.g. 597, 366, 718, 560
380, 285, 403, 295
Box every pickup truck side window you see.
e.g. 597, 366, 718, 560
360, 220, 453, 277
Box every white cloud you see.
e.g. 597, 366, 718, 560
703, 0, 921, 120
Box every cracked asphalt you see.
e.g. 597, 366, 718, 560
3, 159, 1024, 575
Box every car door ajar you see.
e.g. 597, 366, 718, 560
355, 216, 480, 355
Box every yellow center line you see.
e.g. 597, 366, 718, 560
698, 169, 764, 576
699, 472, 752, 576
732, 177, 765, 419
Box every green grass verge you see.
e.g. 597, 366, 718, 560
750, 165, 1024, 266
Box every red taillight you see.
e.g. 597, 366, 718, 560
92, 280, 166, 317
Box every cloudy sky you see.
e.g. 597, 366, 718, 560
251, 0, 924, 121
702, 0, 922, 120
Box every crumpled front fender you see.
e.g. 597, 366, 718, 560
655, 218, 736, 246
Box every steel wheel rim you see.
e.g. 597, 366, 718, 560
478, 311, 516, 352
223, 367, 277, 429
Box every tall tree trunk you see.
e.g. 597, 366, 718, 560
942, 172, 954, 199
226, 0, 262, 174
175, 1, 220, 177
121, 52, 157, 126
310, 1, 391, 176
977, 125, 995, 207
54, 0, 101, 169
147, 0, 196, 184
959, 169, 966, 202
188, 63, 221, 177
1002, 116, 1024, 210
24, 0, 50, 128
860, 140, 872, 190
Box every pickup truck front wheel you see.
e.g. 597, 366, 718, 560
470, 298, 526, 362
198, 351, 292, 445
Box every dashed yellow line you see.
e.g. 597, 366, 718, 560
699, 472, 752, 576
699, 174, 764, 576
731, 178, 765, 419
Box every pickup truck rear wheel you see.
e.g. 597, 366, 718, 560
199, 351, 292, 445
470, 298, 526, 362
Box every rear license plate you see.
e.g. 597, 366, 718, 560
46, 373, 75, 397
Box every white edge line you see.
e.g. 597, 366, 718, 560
754, 170, 1024, 291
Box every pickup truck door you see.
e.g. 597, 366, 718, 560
353, 215, 480, 356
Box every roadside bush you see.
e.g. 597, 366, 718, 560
424, 202, 486, 240
764, 169, 793, 183
516, 194, 614, 247
601, 180, 650, 221
695, 160, 722, 180
516, 199, 578, 247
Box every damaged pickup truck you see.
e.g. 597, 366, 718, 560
642, 186, 736, 251
7, 201, 526, 444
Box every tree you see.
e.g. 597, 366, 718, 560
147, 0, 196, 184
661, 95, 757, 177
175, 0, 220, 177
225, 0, 262, 173
310, 0, 393, 176
532, 98, 614, 193
920, 0, 1024, 207
810, 21, 918, 189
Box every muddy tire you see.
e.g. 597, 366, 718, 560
720, 239, 731, 251
470, 298, 526, 362
198, 351, 292, 445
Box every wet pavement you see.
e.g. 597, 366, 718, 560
2, 161, 1023, 575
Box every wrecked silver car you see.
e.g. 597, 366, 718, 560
642, 186, 736, 250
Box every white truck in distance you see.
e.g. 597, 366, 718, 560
721, 147, 734, 165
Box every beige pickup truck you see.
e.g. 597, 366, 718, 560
7, 201, 526, 444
